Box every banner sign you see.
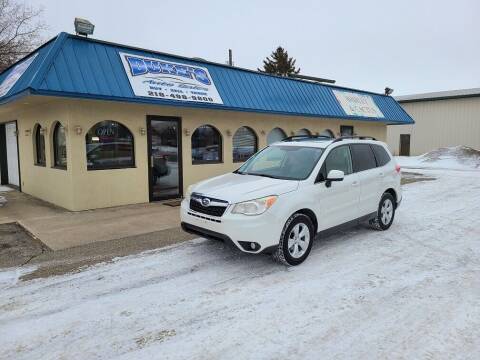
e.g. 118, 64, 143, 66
0, 53, 38, 98
120, 52, 223, 104
333, 90, 384, 118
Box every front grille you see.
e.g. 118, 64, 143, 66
189, 193, 228, 217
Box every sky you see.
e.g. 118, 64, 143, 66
32, 0, 479, 95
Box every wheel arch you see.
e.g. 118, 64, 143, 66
293, 208, 318, 234
384, 188, 398, 207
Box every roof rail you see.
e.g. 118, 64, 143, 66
331, 135, 377, 143
282, 135, 334, 142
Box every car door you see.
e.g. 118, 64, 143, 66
312, 145, 361, 230
350, 144, 381, 216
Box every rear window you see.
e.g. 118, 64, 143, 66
350, 144, 377, 172
371, 144, 391, 167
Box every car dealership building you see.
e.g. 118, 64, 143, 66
0, 32, 413, 211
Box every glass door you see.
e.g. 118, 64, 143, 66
147, 117, 182, 201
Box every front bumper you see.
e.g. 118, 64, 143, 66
180, 199, 282, 254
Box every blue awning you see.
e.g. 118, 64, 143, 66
0, 32, 414, 125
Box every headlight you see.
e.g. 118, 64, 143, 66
231, 195, 277, 216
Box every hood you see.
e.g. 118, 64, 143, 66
191, 172, 298, 203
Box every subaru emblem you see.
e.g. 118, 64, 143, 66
201, 198, 211, 207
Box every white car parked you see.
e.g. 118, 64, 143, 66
181, 136, 402, 266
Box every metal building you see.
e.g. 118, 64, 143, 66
387, 88, 480, 156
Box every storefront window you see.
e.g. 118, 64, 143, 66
53, 122, 67, 168
191, 125, 222, 164
85, 121, 134, 170
267, 127, 287, 145
34, 124, 46, 166
233, 126, 257, 162
296, 128, 311, 136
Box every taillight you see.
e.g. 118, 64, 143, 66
395, 164, 401, 173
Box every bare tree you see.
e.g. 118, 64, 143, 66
0, 0, 45, 73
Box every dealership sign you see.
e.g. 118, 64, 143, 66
0, 53, 38, 98
120, 52, 223, 104
333, 90, 384, 118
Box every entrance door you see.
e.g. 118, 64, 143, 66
147, 116, 182, 201
5, 122, 19, 187
399, 134, 411, 156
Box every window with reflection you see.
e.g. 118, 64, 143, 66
85, 121, 134, 170
191, 125, 222, 164
233, 126, 257, 162
296, 128, 311, 136
267, 127, 287, 145
34, 124, 46, 166
53, 122, 67, 168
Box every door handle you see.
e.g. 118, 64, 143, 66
352, 181, 359, 187
379, 172, 385, 177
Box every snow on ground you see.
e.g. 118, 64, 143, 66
0, 185, 13, 192
397, 146, 480, 171
1, 160, 480, 359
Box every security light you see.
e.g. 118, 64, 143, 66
385, 87, 394, 96
74, 18, 95, 37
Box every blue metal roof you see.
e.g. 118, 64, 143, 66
0, 32, 414, 124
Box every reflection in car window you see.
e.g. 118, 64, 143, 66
237, 145, 323, 180
325, 146, 353, 175
85, 121, 134, 170
350, 144, 377, 172
371, 144, 391, 167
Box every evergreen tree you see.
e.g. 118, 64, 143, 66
258, 46, 300, 76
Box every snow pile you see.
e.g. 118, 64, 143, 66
397, 146, 480, 170
0, 195, 6, 207
0, 185, 12, 192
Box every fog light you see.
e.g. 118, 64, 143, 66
250, 242, 256, 250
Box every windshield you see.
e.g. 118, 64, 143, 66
236, 145, 324, 180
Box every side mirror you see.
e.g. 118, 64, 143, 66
325, 170, 344, 188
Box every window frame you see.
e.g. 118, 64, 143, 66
349, 143, 377, 173
53, 122, 67, 169
34, 124, 46, 167
85, 121, 136, 171
232, 126, 258, 163
191, 124, 223, 165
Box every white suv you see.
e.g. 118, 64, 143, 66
181, 136, 402, 266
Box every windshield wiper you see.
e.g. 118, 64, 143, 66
247, 173, 281, 179
233, 170, 245, 175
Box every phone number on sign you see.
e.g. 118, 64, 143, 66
147, 91, 214, 102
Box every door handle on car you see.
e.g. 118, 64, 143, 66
352, 181, 359, 187
379, 172, 385, 177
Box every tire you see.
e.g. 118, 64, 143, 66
273, 213, 314, 266
370, 193, 396, 230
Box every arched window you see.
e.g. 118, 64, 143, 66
34, 124, 46, 166
53, 122, 67, 168
85, 121, 134, 170
319, 129, 335, 138
296, 128, 311, 136
233, 126, 257, 163
267, 127, 286, 145
191, 125, 222, 164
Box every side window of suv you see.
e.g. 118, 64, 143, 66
371, 144, 391, 167
317, 146, 352, 182
350, 144, 377, 172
